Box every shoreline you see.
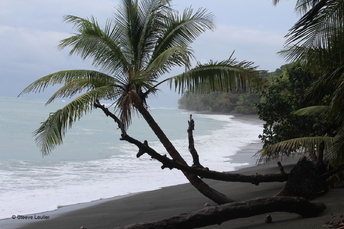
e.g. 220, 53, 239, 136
15, 161, 344, 229
3, 145, 344, 229
0, 112, 267, 229
0, 149, 296, 229
5, 159, 306, 229
1, 142, 265, 229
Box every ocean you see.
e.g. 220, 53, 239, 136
0, 96, 263, 220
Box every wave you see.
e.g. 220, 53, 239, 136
0, 97, 263, 220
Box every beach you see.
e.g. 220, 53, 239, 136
0, 97, 264, 222
2, 142, 343, 229
1, 101, 342, 229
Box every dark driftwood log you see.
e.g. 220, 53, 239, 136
113, 197, 326, 229
276, 157, 329, 199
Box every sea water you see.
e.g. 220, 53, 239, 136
0, 96, 263, 220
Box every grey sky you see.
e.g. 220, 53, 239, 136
0, 0, 299, 107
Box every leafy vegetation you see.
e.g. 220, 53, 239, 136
258, 0, 344, 173
178, 91, 260, 114
256, 63, 336, 148
177, 67, 268, 114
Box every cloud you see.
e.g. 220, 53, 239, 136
0, 25, 67, 71
189, 24, 287, 71
0, 0, 120, 97
211, 24, 285, 46
0, 25, 92, 97
0, 0, 297, 104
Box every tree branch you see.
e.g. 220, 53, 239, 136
126, 134, 288, 184
187, 114, 202, 166
95, 101, 234, 204
277, 161, 286, 174
94, 102, 288, 184
113, 196, 326, 229
94, 100, 126, 135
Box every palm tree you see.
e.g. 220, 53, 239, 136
20, 0, 258, 204
260, 0, 344, 172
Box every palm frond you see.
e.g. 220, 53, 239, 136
273, 0, 322, 12
170, 57, 258, 94
295, 0, 324, 13
146, 45, 194, 76
46, 78, 121, 105
286, 0, 343, 48
34, 86, 114, 155
60, 15, 130, 74
134, 0, 172, 70
19, 70, 115, 96
257, 136, 334, 163
152, 6, 214, 60
292, 105, 329, 117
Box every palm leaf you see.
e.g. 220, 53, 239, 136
152, 7, 214, 61
257, 136, 334, 163
170, 57, 258, 94
34, 86, 114, 154
285, 0, 339, 47
19, 70, 115, 96
60, 15, 130, 74
131, 0, 172, 70
46, 78, 122, 105
273, 0, 323, 11
146, 45, 193, 76
292, 105, 329, 117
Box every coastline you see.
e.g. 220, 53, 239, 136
0, 112, 267, 229
0, 104, 262, 223
1, 141, 269, 229
4, 113, 342, 228
3, 144, 344, 229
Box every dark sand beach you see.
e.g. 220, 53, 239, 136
1, 115, 343, 229
3, 153, 342, 229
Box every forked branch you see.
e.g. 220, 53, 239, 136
94, 104, 289, 184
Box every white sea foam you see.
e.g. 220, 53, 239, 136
0, 97, 263, 220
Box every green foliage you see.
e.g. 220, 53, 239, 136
171, 56, 259, 94
234, 93, 260, 114
257, 136, 334, 163
256, 64, 334, 147
264, 0, 344, 170
178, 91, 259, 114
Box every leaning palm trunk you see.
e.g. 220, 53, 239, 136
134, 102, 233, 204
19, 0, 260, 206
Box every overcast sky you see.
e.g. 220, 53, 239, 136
0, 0, 299, 107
